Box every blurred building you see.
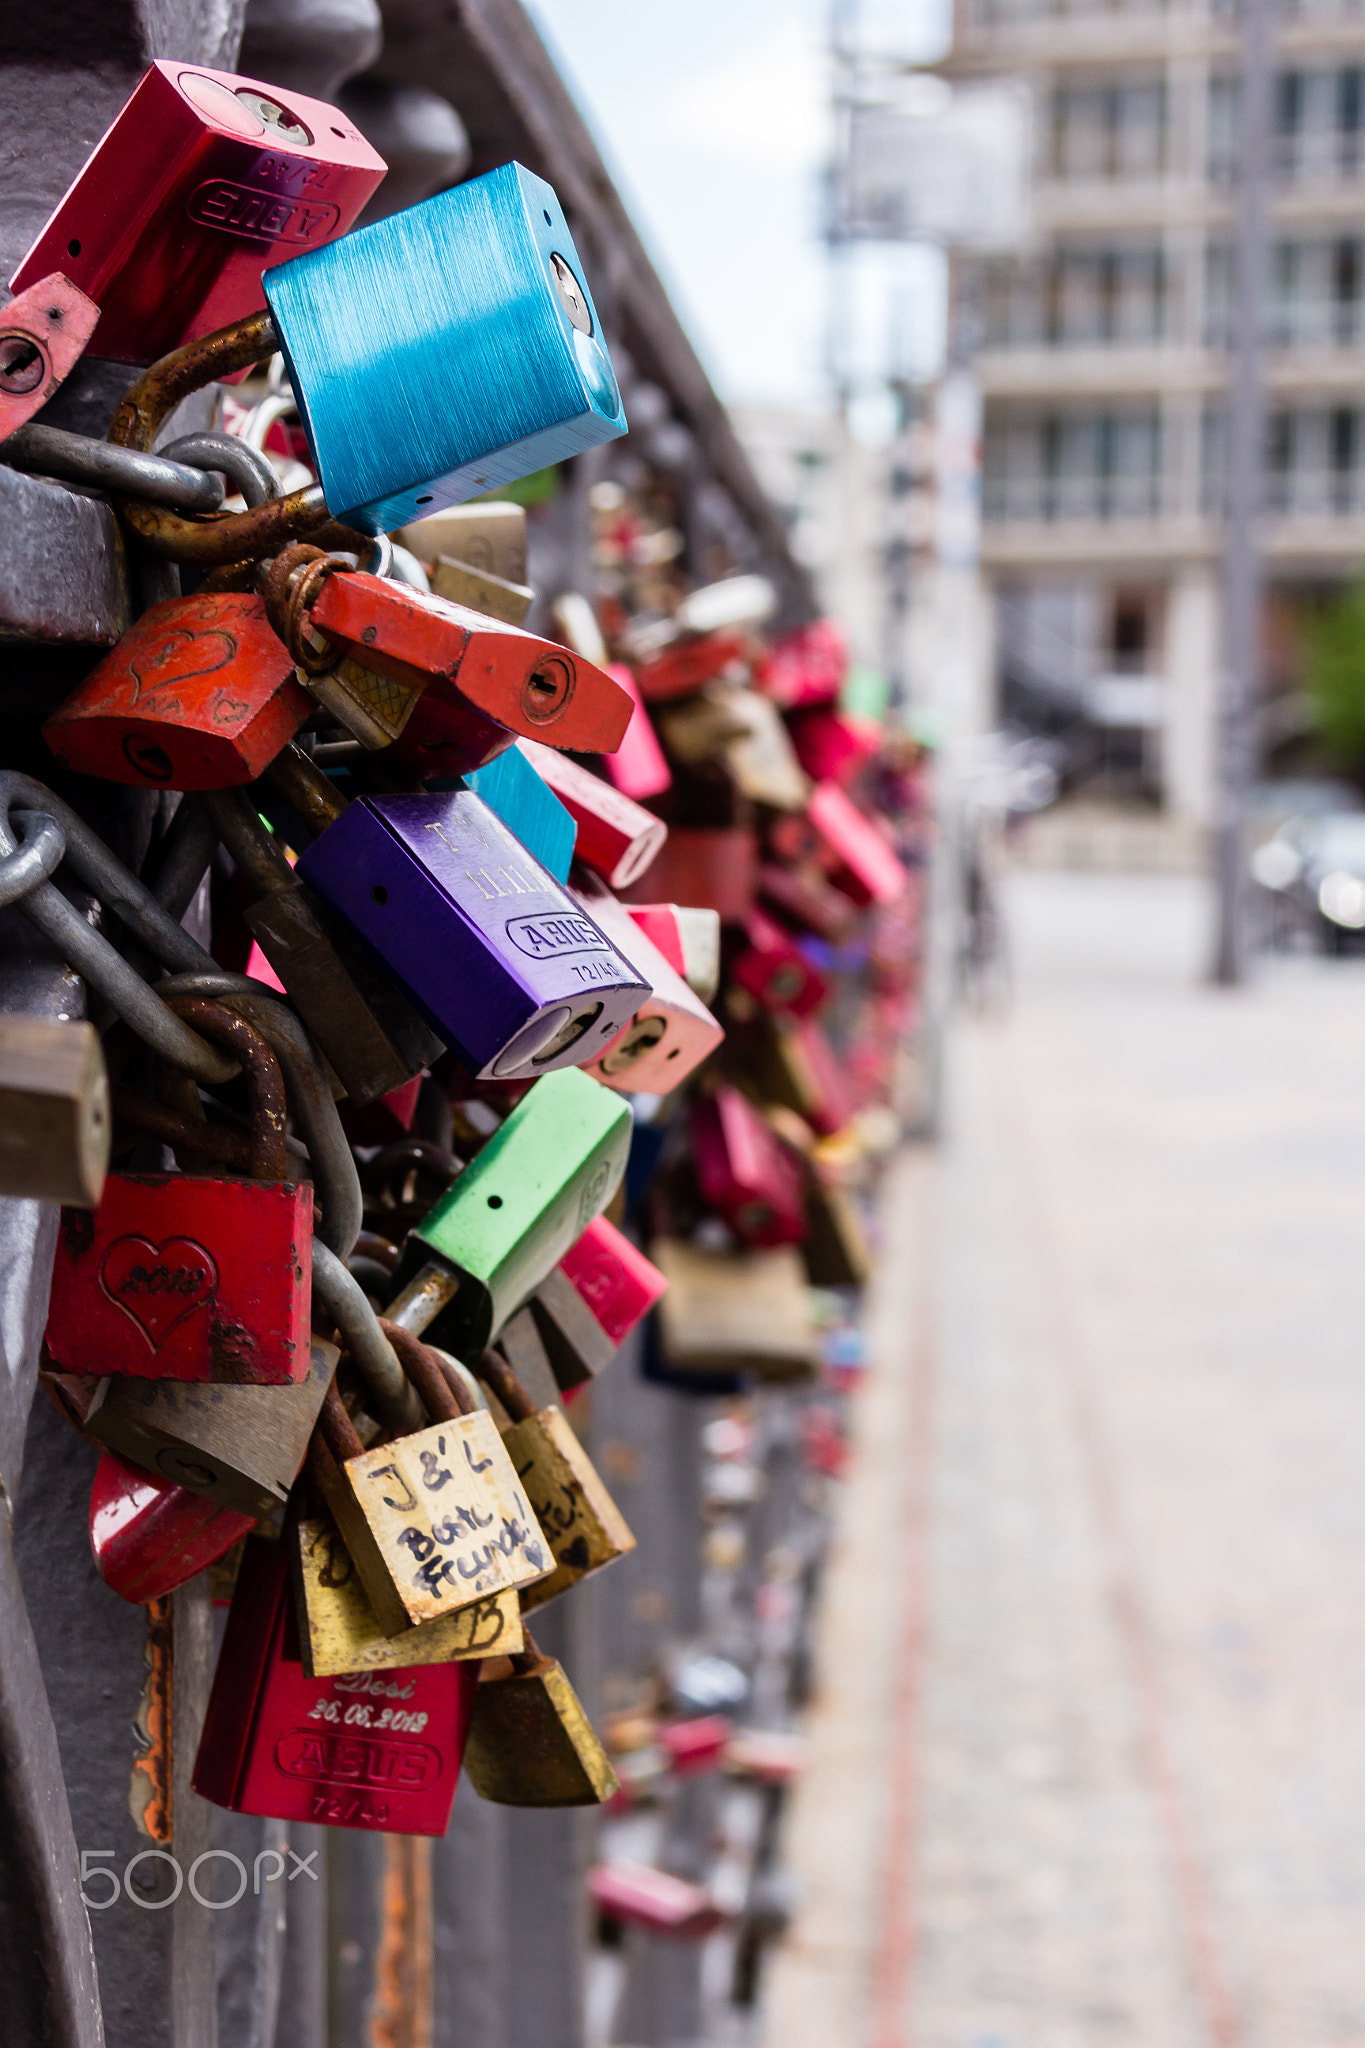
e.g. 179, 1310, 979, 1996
733, 404, 939, 684
942, 0, 1365, 818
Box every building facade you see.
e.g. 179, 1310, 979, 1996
943, 0, 1365, 818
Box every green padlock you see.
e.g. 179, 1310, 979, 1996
385, 1068, 631, 1356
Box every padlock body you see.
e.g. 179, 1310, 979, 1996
391, 1067, 631, 1356
12, 62, 386, 364
294, 1515, 523, 1677
652, 1240, 818, 1382
757, 618, 847, 709
84, 1336, 337, 1517
520, 740, 665, 889
195, 1537, 475, 1836
691, 1088, 807, 1249
307, 572, 632, 758
504, 1404, 636, 1609
807, 782, 907, 907
0, 1014, 109, 1207
244, 880, 444, 1105
731, 912, 829, 1020
90, 1450, 254, 1604
44, 596, 310, 788
635, 629, 751, 703
0, 273, 100, 439
295, 789, 648, 1082
573, 887, 722, 1097
324, 1412, 553, 1635
601, 665, 672, 801
557, 1217, 669, 1354
47, 1171, 312, 1383
264, 160, 626, 533
622, 828, 757, 925
462, 1656, 619, 1807
466, 743, 576, 882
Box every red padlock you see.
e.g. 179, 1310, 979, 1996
293, 570, 633, 775
756, 619, 846, 709
787, 707, 880, 789
807, 783, 907, 908
600, 664, 672, 801
43, 595, 310, 788
11, 62, 386, 365
194, 1535, 477, 1836
45, 1002, 312, 1384
520, 740, 666, 889
731, 910, 829, 1020
659, 1715, 732, 1776
622, 828, 757, 925
0, 273, 100, 439
588, 1862, 728, 1939
634, 628, 751, 704
691, 1086, 807, 1249
769, 1019, 857, 1138
90, 1449, 254, 1603
755, 863, 859, 944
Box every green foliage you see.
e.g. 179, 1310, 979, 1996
1304, 585, 1365, 766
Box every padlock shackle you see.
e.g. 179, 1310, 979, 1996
105, 311, 359, 565
475, 1348, 538, 1426
317, 1383, 366, 1466
145, 795, 217, 922
0, 810, 65, 906
154, 973, 362, 1259
1, 423, 225, 514
312, 1242, 423, 1436
263, 742, 350, 838
378, 1319, 472, 1422
160, 997, 289, 1180
202, 791, 295, 899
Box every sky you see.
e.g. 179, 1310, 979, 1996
528, 1, 950, 419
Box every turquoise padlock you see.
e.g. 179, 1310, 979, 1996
263, 161, 628, 534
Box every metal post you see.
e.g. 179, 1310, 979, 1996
1213, 0, 1275, 985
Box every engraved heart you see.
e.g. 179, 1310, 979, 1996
127, 628, 237, 705
99, 1235, 219, 1352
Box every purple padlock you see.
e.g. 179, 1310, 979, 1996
296, 789, 650, 1080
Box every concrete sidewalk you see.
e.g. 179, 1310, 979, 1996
766, 873, 1365, 2048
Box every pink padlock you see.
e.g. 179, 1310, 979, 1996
691, 1085, 807, 1248
0, 273, 100, 440
600, 664, 672, 802
807, 782, 908, 908
573, 879, 723, 1096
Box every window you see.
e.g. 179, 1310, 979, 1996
984, 409, 1163, 520
1051, 82, 1167, 179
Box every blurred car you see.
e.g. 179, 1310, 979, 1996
1251, 810, 1365, 951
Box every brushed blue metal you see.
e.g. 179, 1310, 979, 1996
295, 789, 648, 1080
464, 746, 576, 882
263, 161, 628, 535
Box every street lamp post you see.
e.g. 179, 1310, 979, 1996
1213, 0, 1275, 986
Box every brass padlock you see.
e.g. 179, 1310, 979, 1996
461, 1630, 620, 1807
429, 555, 534, 627
84, 1337, 340, 1518
0, 1013, 109, 1207
652, 1240, 818, 1383
313, 1322, 552, 1637
474, 1349, 635, 1610
291, 1506, 523, 1678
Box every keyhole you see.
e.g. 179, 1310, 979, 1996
0, 334, 46, 395
521, 655, 573, 724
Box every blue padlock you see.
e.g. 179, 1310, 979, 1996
465, 744, 577, 883
263, 161, 628, 534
